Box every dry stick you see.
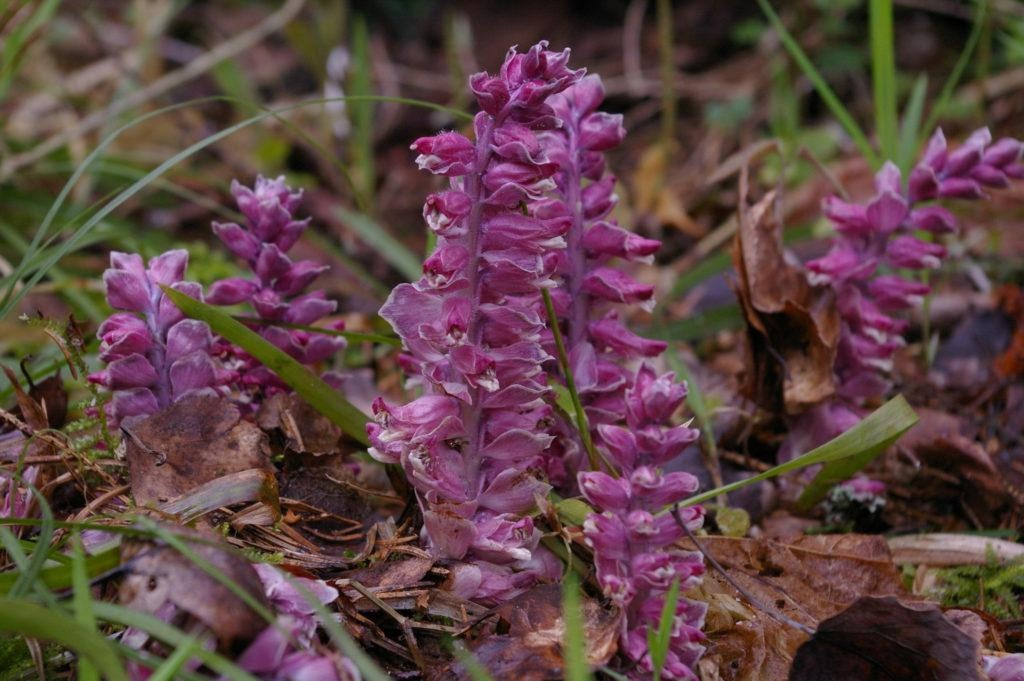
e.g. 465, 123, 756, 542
0, 0, 307, 180
673, 505, 816, 637
347, 580, 428, 672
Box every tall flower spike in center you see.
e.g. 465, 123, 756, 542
369, 42, 583, 602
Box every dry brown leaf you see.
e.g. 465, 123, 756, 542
789, 596, 983, 681
694, 535, 906, 681
124, 394, 271, 508
119, 528, 270, 652
257, 392, 343, 456
731, 178, 839, 415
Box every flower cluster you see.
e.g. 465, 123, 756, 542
209, 176, 346, 398
368, 42, 583, 602
544, 76, 707, 679
239, 564, 359, 681
799, 129, 1024, 443
90, 250, 224, 426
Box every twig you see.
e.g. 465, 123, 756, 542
347, 580, 428, 673
0, 0, 307, 180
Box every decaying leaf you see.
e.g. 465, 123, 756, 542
119, 528, 270, 652
257, 392, 343, 456
441, 584, 621, 680
695, 534, 906, 681
894, 409, 1014, 525
124, 393, 272, 508
789, 596, 983, 681
731, 174, 839, 415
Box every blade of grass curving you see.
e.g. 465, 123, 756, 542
92, 602, 259, 681
10, 487, 56, 598
562, 571, 593, 681
163, 287, 370, 445
336, 207, 423, 282
233, 316, 401, 346
921, 0, 988, 143
0, 0, 59, 102
541, 289, 603, 473
71, 533, 100, 681
451, 641, 496, 681
648, 576, 681, 681
0, 545, 120, 596
1, 94, 470, 319
285, 575, 393, 681
897, 74, 929, 173
0, 598, 126, 681
599, 668, 630, 681
349, 14, 377, 213
870, 0, 899, 161
755, 0, 879, 167
681, 394, 917, 507
146, 634, 203, 681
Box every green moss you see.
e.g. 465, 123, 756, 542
933, 549, 1024, 619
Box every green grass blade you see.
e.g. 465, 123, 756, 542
897, 74, 929, 173
349, 14, 377, 213
146, 635, 203, 681
10, 487, 56, 598
870, 0, 899, 161
562, 571, 593, 681
337, 207, 423, 282
71, 533, 100, 681
162, 287, 370, 445
755, 0, 879, 167
0, 598, 127, 681
648, 576, 681, 681
452, 642, 497, 681
0, 545, 120, 595
681, 395, 918, 507
93, 602, 259, 681
921, 0, 988, 142
285, 576, 393, 681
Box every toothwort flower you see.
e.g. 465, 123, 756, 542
91, 250, 225, 426
797, 129, 1024, 446
368, 42, 583, 602
209, 176, 346, 400
544, 76, 707, 679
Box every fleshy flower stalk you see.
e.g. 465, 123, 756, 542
545, 75, 707, 679
368, 42, 582, 602
209, 176, 346, 400
793, 128, 1024, 450
90, 250, 224, 426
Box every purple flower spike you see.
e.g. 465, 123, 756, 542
796, 128, 1024, 453
91, 250, 225, 426
370, 42, 583, 603
542, 74, 707, 678
210, 176, 346, 401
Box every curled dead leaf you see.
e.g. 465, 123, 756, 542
731, 174, 839, 415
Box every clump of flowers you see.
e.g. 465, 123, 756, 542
795, 129, 1024, 446
367, 42, 583, 602
90, 250, 225, 426
208, 176, 346, 400
545, 75, 707, 679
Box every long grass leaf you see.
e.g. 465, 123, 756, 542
162, 287, 370, 445
0, 597, 126, 681
870, 0, 899, 160
337, 207, 423, 282
921, 0, 988, 142
681, 395, 917, 507
648, 576, 681, 681
0, 545, 120, 595
10, 487, 56, 598
146, 635, 203, 681
562, 571, 593, 681
755, 0, 879, 167
71, 533, 100, 681
897, 74, 929, 173
92, 602, 259, 681
349, 15, 377, 213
